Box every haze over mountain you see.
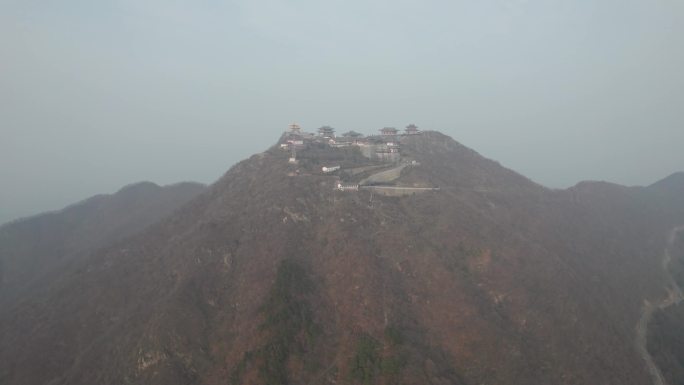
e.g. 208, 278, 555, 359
2, 131, 683, 385
3, 0, 684, 224
0, 181, 205, 307
4, 0, 684, 382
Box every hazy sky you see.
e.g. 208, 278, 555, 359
2, 0, 683, 224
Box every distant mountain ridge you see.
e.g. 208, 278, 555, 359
650, 171, 684, 191
0, 181, 206, 307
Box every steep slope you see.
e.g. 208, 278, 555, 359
649, 172, 684, 192
646, 195, 684, 384
0, 181, 206, 307
646, 172, 684, 223
1, 132, 683, 385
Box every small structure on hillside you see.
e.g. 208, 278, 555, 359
317, 126, 336, 139
336, 183, 359, 191
288, 142, 299, 163
335, 131, 364, 147
322, 165, 341, 173
341, 130, 363, 139
284, 125, 302, 163
380, 127, 398, 136
405, 124, 420, 135
374, 147, 400, 162
288, 123, 302, 135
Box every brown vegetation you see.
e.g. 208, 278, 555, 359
1, 132, 684, 385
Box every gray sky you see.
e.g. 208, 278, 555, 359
2, 0, 683, 224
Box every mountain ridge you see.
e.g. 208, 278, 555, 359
0, 180, 206, 308
1, 131, 683, 385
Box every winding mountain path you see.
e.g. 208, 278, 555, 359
636, 226, 684, 385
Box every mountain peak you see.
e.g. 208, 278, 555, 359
649, 171, 684, 191
3, 126, 683, 385
115, 181, 161, 194
249, 128, 544, 203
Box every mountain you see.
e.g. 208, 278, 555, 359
0, 181, 206, 307
649, 172, 684, 192
1, 131, 683, 385
646, 225, 684, 385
